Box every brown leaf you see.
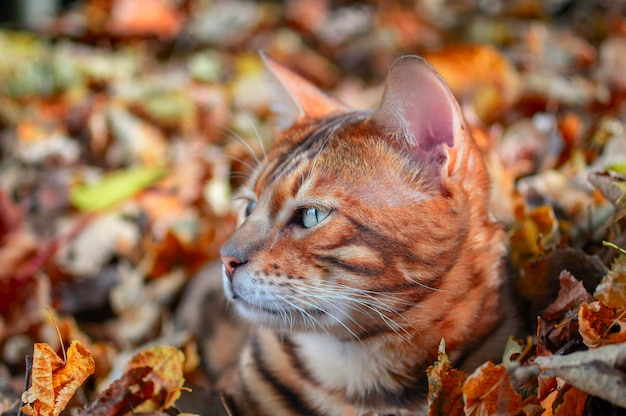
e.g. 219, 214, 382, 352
78, 366, 154, 416
535, 342, 626, 408
462, 362, 522, 416
542, 270, 593, 321
20, 340, 95, 416
578, 301, 626, 348
541, 271, 593, 346
427, 340, 467, 416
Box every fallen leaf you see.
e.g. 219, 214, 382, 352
552, 385, 588, 416
124, 345, 186, 411
427, 340, 467, 416
578, 301, 626, 348
541, 271, 593, 347
535, 342, 626, 408
542, 270, 592, 321
594, 254, 626, 308
78, 366, 154, 416
70, 167, 166, 212
588, 170, 626, 223
462, 361, 522, 416
20, 340, 95, 416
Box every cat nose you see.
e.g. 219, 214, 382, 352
221, 254, 245, 278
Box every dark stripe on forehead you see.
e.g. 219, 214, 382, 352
251, 333, 323, 415
266, 112, 366, 185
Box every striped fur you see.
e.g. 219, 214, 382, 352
220, 56, 512, 415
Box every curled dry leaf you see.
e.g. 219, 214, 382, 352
578, 301, 626, 348
462, 361, 522, 416
78, 366, 154, 416
542, 270, 593, 321
427, 340, 467, 416
541, 271, 593, 347
535, 342, 626, 408
20, 340, 95, 416
122, 345, 186, 412
594, 254, 626, 308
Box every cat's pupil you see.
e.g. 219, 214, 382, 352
300, 207, 330, 228
245, 200, 256, 217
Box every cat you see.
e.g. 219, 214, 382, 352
219, 53, 515, 415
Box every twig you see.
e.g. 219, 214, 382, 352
17, 354, 33, 416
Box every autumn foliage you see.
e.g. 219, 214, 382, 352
1, 0, 626, 415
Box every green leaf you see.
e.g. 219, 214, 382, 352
70, 167, 166, 212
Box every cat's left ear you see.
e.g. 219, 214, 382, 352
372, 55, 466, 179
261, 52, 349, 130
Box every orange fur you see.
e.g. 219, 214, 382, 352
220, 55, 513, 415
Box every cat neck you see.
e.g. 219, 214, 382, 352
287, 330, 430, 410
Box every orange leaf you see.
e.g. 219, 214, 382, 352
427, 340, 467, 416
578, 301, 626, 348
20, 340, 95, 416
553, 386, 588, 416
463, 362, 522, 416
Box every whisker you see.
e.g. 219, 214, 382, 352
239, 108, 268, 163
205, 151, 257, 173
209, 119, 262, 165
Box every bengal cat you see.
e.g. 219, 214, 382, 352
219, 54, 514, 415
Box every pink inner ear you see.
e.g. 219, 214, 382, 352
372, 56, 461, 166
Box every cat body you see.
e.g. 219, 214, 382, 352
219, 54, 512, 415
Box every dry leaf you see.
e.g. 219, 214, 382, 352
20, 340, 95, 416
535, 342, 626, 408
542, 270, 592, 321
552, 385, 588, 416
124, 345, 186, 411
462, 362, 522, 416
541, 271, 593, 346
578, 301, 626, 348
427, 340, 467, 416
78, 366, 154, 416
588, 170, 626, 223
594, 254, 626, 308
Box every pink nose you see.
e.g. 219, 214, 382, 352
221, 255, 244, 278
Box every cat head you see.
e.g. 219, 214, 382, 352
220, 54, 494, 339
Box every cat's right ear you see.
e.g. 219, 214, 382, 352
261, 52, 348, 130
372, 55, 467, 180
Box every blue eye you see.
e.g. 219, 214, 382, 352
299, 207, 331, 228
245, 200, 257, 217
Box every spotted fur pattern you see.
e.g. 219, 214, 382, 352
219, 55, 513, 415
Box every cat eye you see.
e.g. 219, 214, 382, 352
299, 207, 331, 228
245, 200, 257, 217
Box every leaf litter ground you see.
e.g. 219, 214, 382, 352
1, 1, 626, 415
